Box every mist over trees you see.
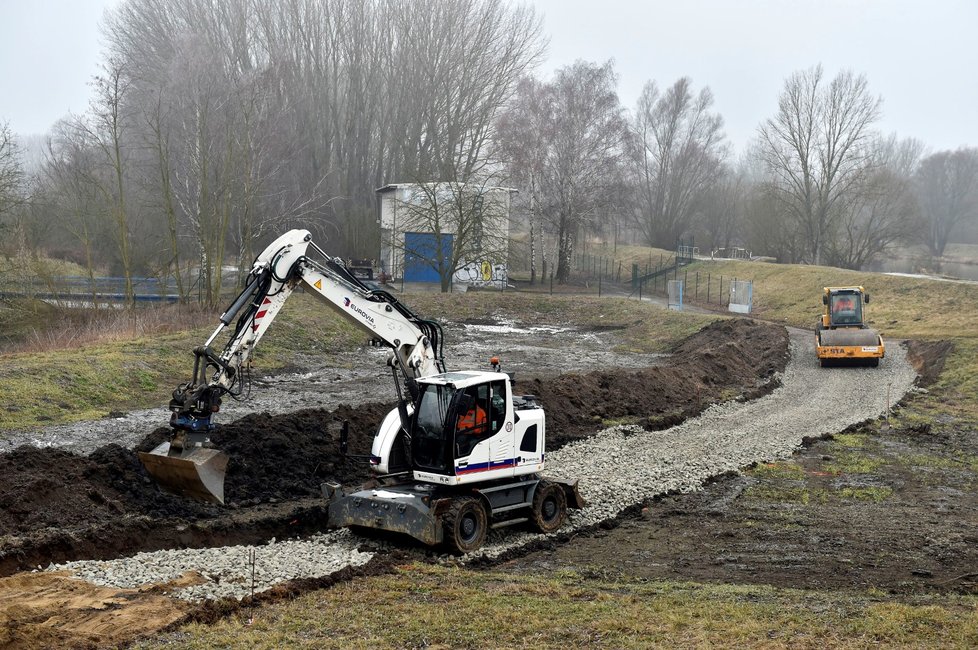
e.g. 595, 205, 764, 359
2, 0, 978, 299
0, 121, 24, 230
7, 0, 545, 302
914, 148, 978, 258
498, 60, 628, 283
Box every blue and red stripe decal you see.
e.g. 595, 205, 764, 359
455, 458, 518, 475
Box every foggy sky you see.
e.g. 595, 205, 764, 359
1, 0, 975, 155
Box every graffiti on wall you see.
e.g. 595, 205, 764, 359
453, 260, 508, 286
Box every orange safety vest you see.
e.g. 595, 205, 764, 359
457, 405, 487, 431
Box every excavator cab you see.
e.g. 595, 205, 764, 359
404, 371, 542, 485
411, 380, 493, 475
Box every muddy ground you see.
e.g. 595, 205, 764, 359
0, 318, 786, 577
503, 340, 977, 597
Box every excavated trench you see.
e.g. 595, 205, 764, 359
0, 319, 788, 576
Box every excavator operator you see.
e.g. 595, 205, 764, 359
457, 393, 487, 432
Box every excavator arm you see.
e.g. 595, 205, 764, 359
139, 229, 446, 504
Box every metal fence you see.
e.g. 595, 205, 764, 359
728, 280, 753, 314
667, 280, 683, 311
0, 276, 180, 304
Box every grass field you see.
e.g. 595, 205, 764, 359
141, 564, 978, 649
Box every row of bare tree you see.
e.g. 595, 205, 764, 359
1, 0, 977, 296
498, 61, 978, 282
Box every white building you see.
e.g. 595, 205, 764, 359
375, 182, 516, 285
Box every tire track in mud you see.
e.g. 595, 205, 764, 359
52, 327, 917, 600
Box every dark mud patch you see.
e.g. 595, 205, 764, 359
0, 318, 787, 575
904, 339, 953, 386
501, 420, 978, 596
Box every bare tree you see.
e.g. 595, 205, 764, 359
89, 58, 135, 304
914, 147, 978, 257
14, 0, 546, 298
502, 61, 626, 284
827, 135, 923, 269
496, 76, 550, 283
549, 62, 628, 283
0, 121, 25, 232
39, 121, 112, 304
630, 77, 727, 249
757, 65, 882, 265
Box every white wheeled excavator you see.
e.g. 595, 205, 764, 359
139, 229, 582, 552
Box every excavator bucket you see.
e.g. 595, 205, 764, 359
138, 442, 229, 505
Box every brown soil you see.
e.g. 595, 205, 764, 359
0, 318, 788, 649
502, 340, 977, 597
0, 572, 192, 650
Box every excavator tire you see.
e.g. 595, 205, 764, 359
443, 496, 488, 553
530, 480, 567, 533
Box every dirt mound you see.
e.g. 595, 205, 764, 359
212, 401, 394, 502
0, 444, 217, 538
0, 318, 788, 574
904, 339, 953, 386
0, 402, 394, 539
523, 319, 788, 447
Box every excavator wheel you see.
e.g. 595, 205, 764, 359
444, 496, 488, 553
530, 480, 567, 533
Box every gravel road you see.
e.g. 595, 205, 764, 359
51, 327, 918, 601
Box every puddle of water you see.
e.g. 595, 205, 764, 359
463, 323, 570, 336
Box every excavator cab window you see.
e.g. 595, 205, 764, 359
412, 384, 454, 473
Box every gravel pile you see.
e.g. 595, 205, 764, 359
50, 328, 918, 600
52, 530, 372, 602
